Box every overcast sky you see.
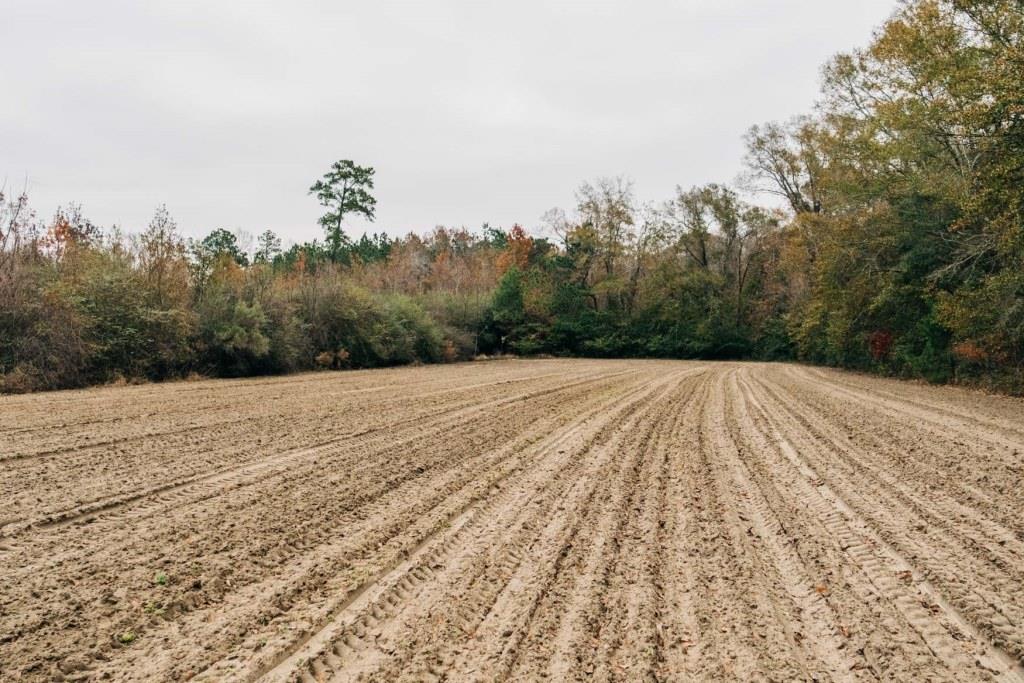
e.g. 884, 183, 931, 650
3, 1, 896, 245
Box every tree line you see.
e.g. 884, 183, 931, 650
2, 0, 1021, 393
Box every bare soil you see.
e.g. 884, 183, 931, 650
2, 360, 1023, 682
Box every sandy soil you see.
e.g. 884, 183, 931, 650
1, 359, 1023, 682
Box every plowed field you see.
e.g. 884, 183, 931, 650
2, 360, 1023, 681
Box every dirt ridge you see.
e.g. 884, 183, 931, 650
2, 360, 1022, 682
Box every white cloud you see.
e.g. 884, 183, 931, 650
1, 0, 895, 241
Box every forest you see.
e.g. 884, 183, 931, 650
2, 0, 1021, 393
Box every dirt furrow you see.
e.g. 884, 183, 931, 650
760, 375, 1024, 662
766, 367, 1024, 543
744, 370, 1024, 681
734, 372, 968, 680
261, 369, 693, 683
786, 366, 1024, 460
460, 371, 701, 682
3, 360, 1023, 682
4, 366, 647, 679
0, 365, 616, 526
759, 371, 1024, 600
800, 367, 1024, 442
2, 368, 630, 540
95, 369, 677, 681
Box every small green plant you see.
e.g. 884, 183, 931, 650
144, 600, 165, 616
118, 631, 136, 644
154, 572, 168, 586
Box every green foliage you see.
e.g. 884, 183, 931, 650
730, 0, 1024, 389
309, 160, 377, 262
350, 232, 392, 263
755, 317, 795, 361
418, 291, 491, 357
199, 299, 271, 376
195, 229, 248, 267
373, 296, 444, 364
491, 268, 525, 332
890, 313, 953, 383
4, 3, 1023, 393
0, 267, 89, 392
74, 254, 194, 381
254, 230, 281, 264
